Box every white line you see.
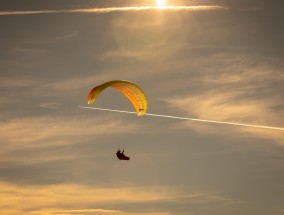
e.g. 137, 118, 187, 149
77, 106, 284, 131
0, 5, 226, 16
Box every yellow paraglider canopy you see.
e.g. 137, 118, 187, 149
88, 80, 148, 116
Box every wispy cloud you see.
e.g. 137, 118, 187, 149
36, 102, 61, 109
0, 77, 38, 88
32, 208, 123, 214
0, 182, 236, 215
45, 73, 113, 91
0, 6, 226, 16
164, 88, 284, 143
154, 52, 284, 142
0, 115, 141, 166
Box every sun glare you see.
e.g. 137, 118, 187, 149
156, 0, 167, 6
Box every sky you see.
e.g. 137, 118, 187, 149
0, 0, 284, 214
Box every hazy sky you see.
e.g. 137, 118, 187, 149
0, 0, 284, 215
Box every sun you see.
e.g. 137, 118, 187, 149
156, 0, 167, 6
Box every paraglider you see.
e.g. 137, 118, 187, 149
116, 149, 130, 160
87, 80, 148, 160
88, 80, 148, 116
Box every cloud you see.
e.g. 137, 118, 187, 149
0, 6, 226, 16
154, 52, 284, 143
36, 102, 61, 109
45, 73, 113, 92
0, 115, 141, 166
0, 182, 236, 215
31, 208, 123, 214
105, 10, 189, 62
11, 47, 46, 56
167, 90, 277, 121
0, 77, 39, 88
164, 85, 284, 143
43, 68, 149, 94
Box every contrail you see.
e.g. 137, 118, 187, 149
77, 106, 284, 131
0, 5, 226, 16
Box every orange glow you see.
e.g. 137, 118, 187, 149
156, 0, 167, 6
